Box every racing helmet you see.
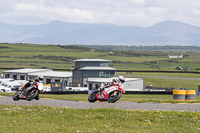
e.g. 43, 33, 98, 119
119, 75, 125, 83
38, 75, 44, 81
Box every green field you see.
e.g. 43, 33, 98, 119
118, 72, 200, 78
0, 43, 200, 70
0, 104, 200, 133
117, 72, 200, 89
0, 43, 200, 91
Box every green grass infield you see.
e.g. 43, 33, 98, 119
0, 104, 200, 133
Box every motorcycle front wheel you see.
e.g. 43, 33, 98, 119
108, 91, 121, 103
88, 92, 97, 102
13, 92, 20, 101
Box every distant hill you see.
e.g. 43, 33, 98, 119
0, 20, 200, 45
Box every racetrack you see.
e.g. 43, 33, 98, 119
0, 96, 200, 112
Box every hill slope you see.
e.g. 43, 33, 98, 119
0, 20, 200, 45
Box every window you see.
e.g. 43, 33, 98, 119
13, 75, 17, 80
89, 84, 92, 90
99, 71, 112, 78
46, 79, 51, 84
29, 76, 36, 80
5, 74, 9, 78
52, 83, 61, 87
20, 75, 25, 80
65, 81, 68, 86
100, 62, 108, 67
95, 84, 100, 89
99, 71, 104, 77
55, 79, 60, 82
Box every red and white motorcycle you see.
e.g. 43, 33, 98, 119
88, 83, 125, 103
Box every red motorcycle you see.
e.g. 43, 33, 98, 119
13, 81, 40, 101
88, 84, 125, 103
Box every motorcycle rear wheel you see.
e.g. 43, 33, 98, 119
88, 92, 97, 102
108, 91, 121, 103
26, 90, 39, 101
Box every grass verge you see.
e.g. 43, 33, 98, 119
0, 104, 200, 133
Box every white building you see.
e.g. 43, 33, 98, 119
3, 68, 52, 80
3, 68, 72, 85
87, 77, 144, 91
168, 54, 183, 58
2, 59, 144, 92
28, 71, 72, 86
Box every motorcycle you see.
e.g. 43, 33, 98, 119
88, 84, 125, 103
13, 81, 40, 101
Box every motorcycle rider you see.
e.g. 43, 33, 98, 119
112, 76, 125, 93
99, 76, 125, 97
34, 75, 44, 100
20, 75, 44, 99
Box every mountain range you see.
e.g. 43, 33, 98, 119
0, 20, 200, 46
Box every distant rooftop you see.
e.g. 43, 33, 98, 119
74, 59, 111, 62
3, 68, 52, 73
87, 78, 143, 83
28, 71, 72, 78
80, 67, 116, 71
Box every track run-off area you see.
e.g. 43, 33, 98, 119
0, 96, 200, 112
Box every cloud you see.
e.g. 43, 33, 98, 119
14, 2, 94, 24
129, 0, 146, 6
0, 0, 200, 27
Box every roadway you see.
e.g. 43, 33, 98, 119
0, 96, 200, 112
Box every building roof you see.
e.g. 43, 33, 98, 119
73, 59, 111, 62
80, 67, 116, 71
28, 71, 72, 78
3, 68, 52, 74
87, 78, 115, 83
87, 77, 143, 83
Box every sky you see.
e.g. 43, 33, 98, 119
1, 0, 200, 27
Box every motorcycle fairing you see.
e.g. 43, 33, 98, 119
96, 93, 105, 101
96, 86, 120, 101
105, 86, 119, 94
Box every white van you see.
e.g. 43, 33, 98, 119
0, 83, 21, 92
0, 79, 14, 86
0, 81, 26, 92
0, 78, 14, 82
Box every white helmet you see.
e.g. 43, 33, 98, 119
38, 75, 44, 81
119, 75, 125, 83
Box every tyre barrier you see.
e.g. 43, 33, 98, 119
173, 90, 186, 100
173, 90, 196, 101
185, 90, 196, 101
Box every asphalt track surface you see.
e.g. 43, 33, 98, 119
1, 96, 200, 112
